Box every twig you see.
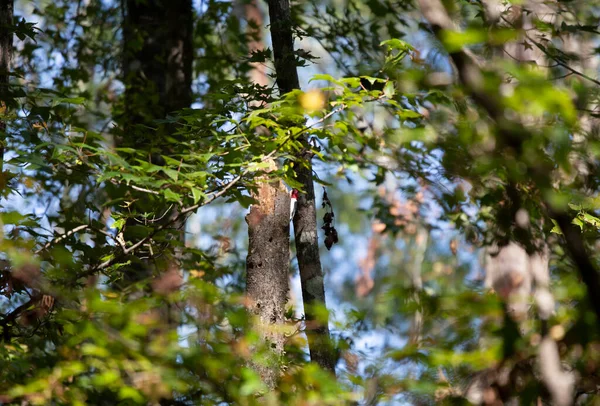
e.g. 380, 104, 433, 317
500, 16, 600, 87
109, 179, 161, 195
35, 224, 89, 255
129, 184, 161, 195
94, 227, 127, 251
93, 172, 244, 271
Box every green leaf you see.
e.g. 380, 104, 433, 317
310, 73, 345, 87
397, 109, 422, 119
163, 188, 181, 202
51, 97, 86, 107
112, 218, 125, 231
550, 219, 563, 234
240, 368, 267, 396
383, 81, 396, 99
247, 161, 274, 172
191, 188, 204, 204
441, 28, 487, 52
81, 343, 110, 358
119, 387, 144, 402
163, 168, 180, 181
580, 212, 600, 228
380, 38, 414, 52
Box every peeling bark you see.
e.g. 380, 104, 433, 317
245, 172, 291, 388
241, 3, 293, 388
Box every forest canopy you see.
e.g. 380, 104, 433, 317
0, 0, 599, 404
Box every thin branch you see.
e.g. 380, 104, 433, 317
502, 48, 558, 68
35, 224, 89, 255
109, 179, 161, 195
94, 227, 127, 251
546, 55, 600, 87
129, 183, 161, 195
500, 16, 600, 87
94, 172, 244, 272
550, 72, 573, 81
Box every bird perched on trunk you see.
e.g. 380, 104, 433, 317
290, 189, 298, 222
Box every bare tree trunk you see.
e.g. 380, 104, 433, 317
0, 0, 13, 176
241, 0, 291, 388
244, 0, 269, 89
265, 0, 336, 373
123, 0, 192, 124
408, 227, 428, 345
245, 172, 291, 388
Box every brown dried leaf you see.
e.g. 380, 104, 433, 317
152, 269, 183, 295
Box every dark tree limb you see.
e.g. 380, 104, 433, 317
265, 0, 336, 372
0, 0, 13, 175
266, 0, 299, 92
552, 211, 600, 319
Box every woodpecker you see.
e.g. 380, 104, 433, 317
290, 189, 299, 222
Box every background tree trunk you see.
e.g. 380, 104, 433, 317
122, 0, 192, 124
266, 0, 336, 373
0, 0, 13, 175
119, 0, 193, 285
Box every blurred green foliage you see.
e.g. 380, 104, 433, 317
0, 0, 599, 404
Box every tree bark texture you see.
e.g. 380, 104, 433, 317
242, 3, 291, 387
119, 0, 193, 284
0, 0, 13, 173
244, 0, 269, 89
266, 0, 336, 373
123, 0, 193, 126
245, 176, 291, 388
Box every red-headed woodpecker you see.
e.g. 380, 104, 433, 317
290, 189, 299, 222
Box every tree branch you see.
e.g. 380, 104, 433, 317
35, 224, 89, 255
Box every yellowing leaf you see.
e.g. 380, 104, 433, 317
189, 270, 205, 278
299, 89, 326, 111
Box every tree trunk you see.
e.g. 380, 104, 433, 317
245, 173, 291, 388
123, 0, 192, 124
0, 0, 13, 176
265, 0, 336, 373
242, 1, 292, 388
119, 0, 193, 285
